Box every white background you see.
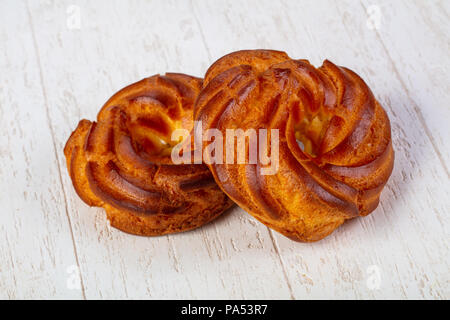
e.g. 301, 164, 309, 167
0, 0, 448, 299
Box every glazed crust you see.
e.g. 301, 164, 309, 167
195, 50, 394, 242
64, 73, 233, 236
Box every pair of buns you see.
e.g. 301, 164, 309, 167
64, 50, 394, 241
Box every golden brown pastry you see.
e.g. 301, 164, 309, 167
195, 50, 394, 242
64, 73, 233, 236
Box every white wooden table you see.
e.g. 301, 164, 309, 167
0, 0, 448, 299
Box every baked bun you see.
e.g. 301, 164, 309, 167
64, 73, 233, 236
195, 50, 394, 242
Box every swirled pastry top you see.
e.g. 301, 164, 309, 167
64, 73, 233, 236
195, 50, 394, 242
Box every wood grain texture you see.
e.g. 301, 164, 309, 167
0, 0, 448, 299
0, 0, 83, 299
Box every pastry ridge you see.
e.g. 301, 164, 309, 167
195, 50, 394, 242
64, 73, 233, 236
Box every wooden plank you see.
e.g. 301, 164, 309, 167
291, 0, 449, 299
361, 0, 450, 171
0, 0, 83, 299
27, 0, 293, 299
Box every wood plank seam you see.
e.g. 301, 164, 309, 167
25, 0, 87, 300
358, 0, 450, 178
189, 0, 298, 296
268, 229, 296, 299
190, 0, 213, 62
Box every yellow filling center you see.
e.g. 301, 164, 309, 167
294, 110, 331, 157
